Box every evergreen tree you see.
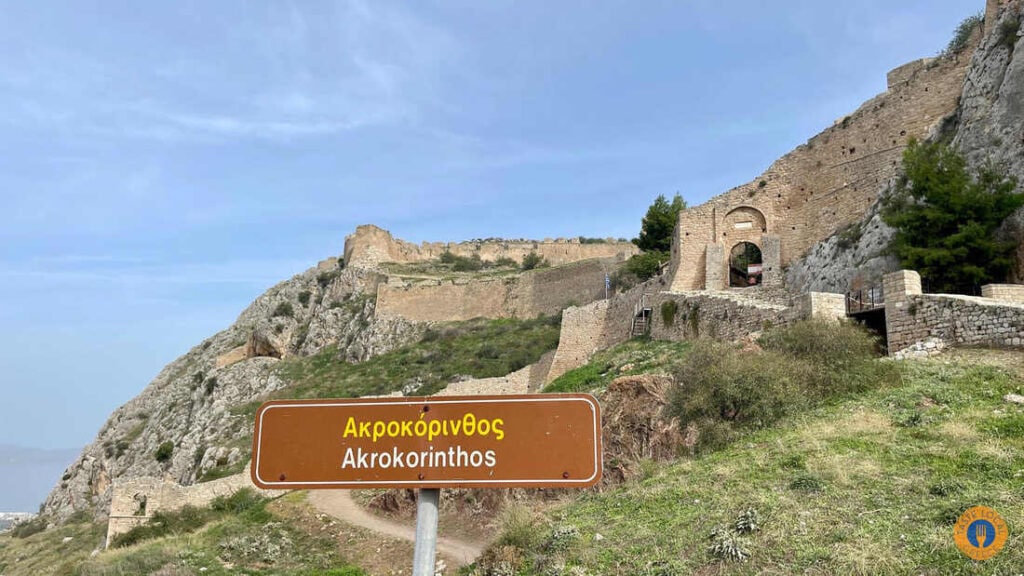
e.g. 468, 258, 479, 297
882, 139, 1023, 294
634, 193, 687, 253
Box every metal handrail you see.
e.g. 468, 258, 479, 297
845, 286, 885, 315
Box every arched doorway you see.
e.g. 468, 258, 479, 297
729, 242, 762, 287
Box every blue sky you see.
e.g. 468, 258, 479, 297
0, 0, 978, 450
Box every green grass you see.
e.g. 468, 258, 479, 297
544, 339, 691, 394
477, 356, 1024, 575
273, 315, 560, 400
62, 492, 367, 576
0, 520, 105, 576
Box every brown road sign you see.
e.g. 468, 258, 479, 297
251, 394, 601, 490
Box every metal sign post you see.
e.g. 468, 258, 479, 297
412, 488, 440, 576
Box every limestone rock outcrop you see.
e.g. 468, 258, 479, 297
41, 262, 420, 522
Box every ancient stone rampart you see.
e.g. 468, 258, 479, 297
376, 257, 622, 322
884, 270, 1024, 353
669, 45, 976, 291
546, 276, 845, 383
105, 472, 284, 547
343, 224, 638, 269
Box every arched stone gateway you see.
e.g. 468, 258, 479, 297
729, 242, 763, 287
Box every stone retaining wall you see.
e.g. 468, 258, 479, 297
885, 270, 1024, 353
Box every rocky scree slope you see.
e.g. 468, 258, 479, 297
787, 5, 1024, 292
42, 262, 423, 523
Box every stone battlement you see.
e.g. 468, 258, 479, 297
343, 224, 638, 269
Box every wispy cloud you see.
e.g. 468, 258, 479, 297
0, 1, 458, 143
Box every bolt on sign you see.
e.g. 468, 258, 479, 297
250, 394, 602, 490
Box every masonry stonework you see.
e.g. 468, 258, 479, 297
545, 281, 846, 383
344, 225, 638, 269
982, 284, 1024, 304
375, 257, 622, 322
669, 45, 976, 291
884, 270, 1024, 353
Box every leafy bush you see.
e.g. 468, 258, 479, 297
204, 377, 218, 395
578, 236, 608, 244
521, 251, 547, 271
667, 320, 895, 453
154, 441, 174, 463
271, 302, 295, 318
316, 270, 339, 288
834, 222, 863, 251
623, 251, 667, 281
660, 300, 678, 326
667, 342, 808, 452
999, 15, 1021, 50
494, 256, 518, 267
758, 319, 893, 395
297, 290, 312, 307
451, 254, 484, 272
942, 12, 983, 56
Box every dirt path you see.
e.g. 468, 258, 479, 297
307, 490, 484, 566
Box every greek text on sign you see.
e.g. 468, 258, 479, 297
250, 394, 602, 489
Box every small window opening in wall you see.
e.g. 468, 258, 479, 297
849, 147, 856, 154
729, 242, 763, 288
792, 226, 797, 230
900, 130, 906, 136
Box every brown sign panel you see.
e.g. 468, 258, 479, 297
251, 394, 602, 490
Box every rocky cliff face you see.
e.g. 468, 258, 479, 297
787, 3, 1024, 292
42, 260, 423, 522
955, 1, 1024, 281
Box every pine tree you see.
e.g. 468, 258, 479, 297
634, 193, 687, 253
882, 139, 1023, 294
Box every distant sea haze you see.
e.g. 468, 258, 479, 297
0, 445, 80, 513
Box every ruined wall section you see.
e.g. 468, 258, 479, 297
106, 473, 284, 546
671, 49, 974, 291
376, 258, 621, 322
546, 285, 845, 383
344, 224, 639, 269
884, 270, 1024, 353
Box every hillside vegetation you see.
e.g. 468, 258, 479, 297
199, 316, 562, 481
470, 333, 1024, 575
0, 491, 368, 576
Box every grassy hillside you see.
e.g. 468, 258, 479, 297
203, 316, 561, 481
0, 491, 368, 576
473, 351, 1024, 575
273, 315, 560, 400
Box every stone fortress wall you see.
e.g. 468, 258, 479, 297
343, 224, 639, 269
375, 257, 623, 322
669, 40, 977, 291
